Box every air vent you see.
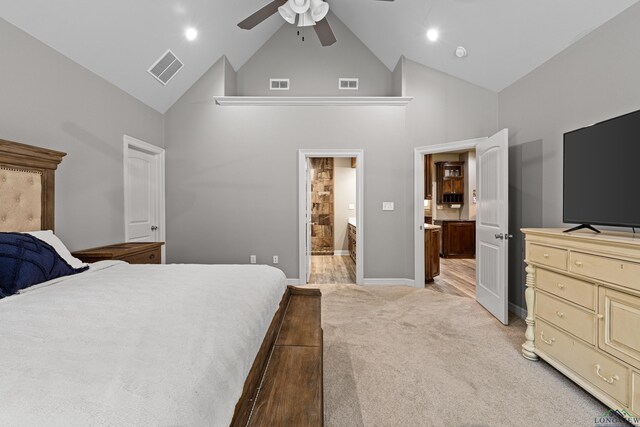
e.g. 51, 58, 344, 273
339, 78, 359, 90
270, 79, 290, 91
148, 50, 183, 85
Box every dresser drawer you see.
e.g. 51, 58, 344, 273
535, 292, 596, 344
536, 268, 596, 310
536, 319, 629, 406
529, 244, 568, 270
599, 287, 640, 370
570, 252, 640, 291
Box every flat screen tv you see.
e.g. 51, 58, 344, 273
564, 108, 640, 233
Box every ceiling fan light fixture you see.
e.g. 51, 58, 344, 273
289, 0, 311, 14
278, 3, 297, 25
309, 0, 329, 22
297, 10, 316, 27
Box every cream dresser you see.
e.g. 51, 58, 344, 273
522, 228, 640, 424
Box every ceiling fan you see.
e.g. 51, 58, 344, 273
238, 0, 394, 47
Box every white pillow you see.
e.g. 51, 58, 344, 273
24, 230, 87, 269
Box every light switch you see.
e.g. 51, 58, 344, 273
348, 204, 355, 210
382, 202, 394, 211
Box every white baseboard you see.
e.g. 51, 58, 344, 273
286, 278, 301, 285
333, 250, 349, 256
509, 302, 527, 320
363, 278, 418, 288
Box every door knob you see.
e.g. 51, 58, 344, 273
151, 226, 158, 231
495, 233, 504, 240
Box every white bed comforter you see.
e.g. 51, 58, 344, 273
0, 262, 287, 427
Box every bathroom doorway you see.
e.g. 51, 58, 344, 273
298, 150, 364, 285
307, 157, 356, 284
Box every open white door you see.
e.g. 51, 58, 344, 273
305, 158, 312, 283
476, 129, 509, 324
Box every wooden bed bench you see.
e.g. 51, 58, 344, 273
232, 286, 323, 426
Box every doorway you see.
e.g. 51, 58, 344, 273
123, 135, 166, 258
298, 150, 364, 285
424, 149, 478, 298
415, 130, 510, 324
307, 157, 357, 284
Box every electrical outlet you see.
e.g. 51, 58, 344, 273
250, 255, 256, 264
273, 256, 279, 264
382, 202, 394, 211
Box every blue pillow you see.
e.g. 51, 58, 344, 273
0, 232, 88, 298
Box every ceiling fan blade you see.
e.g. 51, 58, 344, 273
314, 18, 337, 47
238, 0, 287, 30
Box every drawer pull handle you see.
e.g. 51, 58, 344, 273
556, 311, 565, 318
594, 364, 619, 384
574, 260, 583, 267
543, 253, 550, 258
556, 283, 565, 289
540, 331, 555, 345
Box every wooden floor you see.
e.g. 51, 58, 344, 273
427, 258, 476, 299
308, 255, 356, 284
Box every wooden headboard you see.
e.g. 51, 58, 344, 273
0, 139, 65, 232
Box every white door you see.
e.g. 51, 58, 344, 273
476, 129, 510, 324
305, 158, 312, 283
125, 148, 159, 242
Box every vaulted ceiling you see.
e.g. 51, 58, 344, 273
1, 0, 637, 113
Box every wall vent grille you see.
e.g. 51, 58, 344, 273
270, 79, 290, 90
339, 78, 359, 90
148, 50, 183, 85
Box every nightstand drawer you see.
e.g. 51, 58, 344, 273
529, 244, 567, 270
72, 242, 163, 264
124, 248, 161, 264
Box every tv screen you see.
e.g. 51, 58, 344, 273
564, 109, 640, 229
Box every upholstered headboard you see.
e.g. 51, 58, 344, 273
0, 139, 65, 232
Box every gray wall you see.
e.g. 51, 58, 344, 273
236, 13, 391, 97
0, 18, 164, 251
392, 58, 404, 97
165, 39, 498, 280
224, 57, 237, 96
499, 1, 640, 310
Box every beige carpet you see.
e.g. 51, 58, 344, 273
318, 284, 611, 427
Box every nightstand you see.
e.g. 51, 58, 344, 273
72, 242, 164, 264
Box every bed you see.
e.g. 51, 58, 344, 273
0, 139, 323, 426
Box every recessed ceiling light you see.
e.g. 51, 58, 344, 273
185, 27, 198, 41
426, 28, 439, 42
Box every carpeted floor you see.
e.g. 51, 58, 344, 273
318, 284, 611, 427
